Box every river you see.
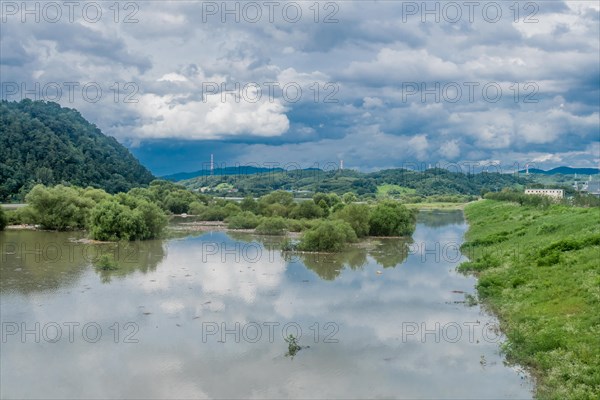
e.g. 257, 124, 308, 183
0, 210, 532, 399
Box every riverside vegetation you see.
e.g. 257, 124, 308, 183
2, 181, 416, 252
459, 199, 600, 399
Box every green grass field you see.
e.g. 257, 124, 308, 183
460, 200, 600, 399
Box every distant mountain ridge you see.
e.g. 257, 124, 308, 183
163, 166, 285, 181
163, 166, 321, 181
518, 166, 600, 175
0, 100, 155, 201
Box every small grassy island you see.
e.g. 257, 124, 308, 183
460, 198, 600, 399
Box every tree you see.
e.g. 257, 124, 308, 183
260, 190, 294, 206
163, 189, 197, 214
333, 203, 370, 237
317, 199, 330, 217
342, 192, 358, 204
25, 184, 95, 230
89, 196, 167, 241
89, 200, 145, 241
240, 196, 258, 213
0, 207, 6, 230
298, 220, 357, 252
255, 217, 288, 235
290, 200, 324, 219
369, 200, 416, 236
227, 211, 261, 229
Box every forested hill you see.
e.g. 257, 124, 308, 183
0, 100, 154, 201
178, 166, 533, 197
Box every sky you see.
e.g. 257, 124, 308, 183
1, 0, 599, 176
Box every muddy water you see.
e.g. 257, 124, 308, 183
0, 211, 532, 399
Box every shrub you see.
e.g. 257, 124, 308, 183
89, 197, 167, 241
188, 201, 207, 215
0, 207, 6, 230
25, 184, 96, 230
227, 211, 261, 229
342, 192, 358, 204
223, 202, 242, 217
163, 189, 197, 214
286, 219, 304, 232
290, 200, 324, 219
332, 203, 370, 237
196, 205, 229, 221
317, 199, 330, 217
240, 196, 258, 212
484, 190, 552, 208
298, 220, 357, 252
259, 190, 294, 206
313, 192, 341, 208
89, 200, 145, 241
369, 200, 416, 236
265, 203, 289, 217
255, 217, 288, 235
4, 207, 35, 225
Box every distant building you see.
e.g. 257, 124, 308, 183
524, 189, 564, 199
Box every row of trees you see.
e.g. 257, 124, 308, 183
179, 165, 532, 197
4, 184, 417, 250
8, 184, 170, 240
190, 191, 417, 252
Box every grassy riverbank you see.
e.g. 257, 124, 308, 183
460, 200, 600, 399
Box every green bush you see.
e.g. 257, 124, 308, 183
196, 206, 228, 221
484, 190, 552, 208
163, 189, 197, 214
332, 203, 370, 237
342, 192, 358, 204
286, 219, 304, 232
255, 217, 288, 235
317, 199, 330, 217
298, 220, 357, 252
265, 203, 289, 217
25, 184, 96, 230
89, 197, 167, 241
188, 201, 207, 215
4, 207, 35, 225
223, 202, 242, 217
369, 200, 416, 236
290, 200, 324, 219
0, 207, 6, 230
240, 196, 258, 212
227, 211, 261, 229
89, 200, 145, 241
259, 190, 294, 206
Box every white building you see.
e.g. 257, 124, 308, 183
524, 189, 564, 199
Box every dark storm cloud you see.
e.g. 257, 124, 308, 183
1, 0, 598, 173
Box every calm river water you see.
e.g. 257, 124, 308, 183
0, 210, 532, 399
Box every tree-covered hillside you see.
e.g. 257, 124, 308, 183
0, 100, 154, 201
179, 167, 533, 198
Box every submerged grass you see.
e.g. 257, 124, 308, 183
460, 200, 600, 399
